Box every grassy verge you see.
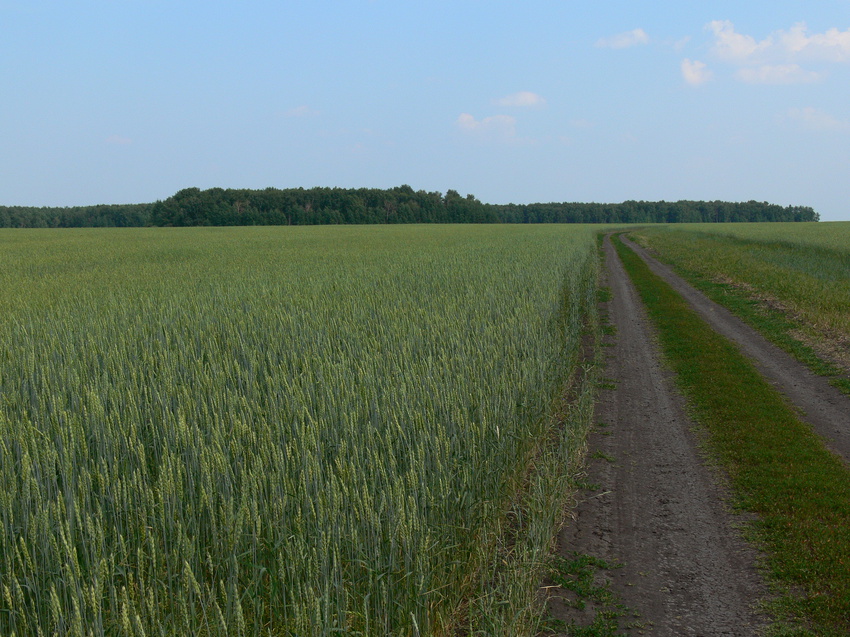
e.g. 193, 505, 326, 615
628, 231, 850, 397
613, 234, 850, 636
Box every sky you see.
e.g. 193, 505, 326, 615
2, 1, 849, 220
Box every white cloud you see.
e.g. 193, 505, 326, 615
708, 20, 850, 65
495, 91, 546, 107
708, 20, 768, 63
456, 113, 517, 141
784, 107, 850, 133
105, 135, 132, 145
777, 23, 850, 63
596, 28, 649, 50
681, 59, 713, 86
736, 64, 823, 85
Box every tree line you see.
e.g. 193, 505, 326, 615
0, 186, 819, 228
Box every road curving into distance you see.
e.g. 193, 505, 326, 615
621, 233, 850, 466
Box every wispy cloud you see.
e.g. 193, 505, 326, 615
596, 28, 649, 50
456, 113, 517, 141
681, 59, 713, 86
708, 20, 769, 64
105, 135, 132, 145
455, 113, 535, 146
495, 91, 546, 107
736, 64, 823, 85
706, 21, 850, 84
783, 107, 850, 133
673, 36, 692, 52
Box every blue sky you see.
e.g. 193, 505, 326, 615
2, 1, 849, 220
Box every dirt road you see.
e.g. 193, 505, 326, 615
545, 236, 767, 635
622, 235, 850, 465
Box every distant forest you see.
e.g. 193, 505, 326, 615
0, 186, 820, 228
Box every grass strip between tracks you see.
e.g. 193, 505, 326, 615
613, 233, 850, 636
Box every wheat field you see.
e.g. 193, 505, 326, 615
0, 225, 600, 636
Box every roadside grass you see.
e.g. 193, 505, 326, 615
613, 234, 850, 636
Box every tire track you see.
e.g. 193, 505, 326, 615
546, 236, 766, 636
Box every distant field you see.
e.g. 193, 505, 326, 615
0, 225, 599, 636
632, 222, 850, 381
670, 221, 850, 252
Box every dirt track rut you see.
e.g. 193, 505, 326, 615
546, 236, 767, 635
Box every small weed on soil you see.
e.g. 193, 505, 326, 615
540, 553, 634, 636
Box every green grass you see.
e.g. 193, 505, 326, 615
0, 225, 601, 636
613, 234, 850, 636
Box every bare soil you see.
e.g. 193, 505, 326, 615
543, 236, 768, 635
